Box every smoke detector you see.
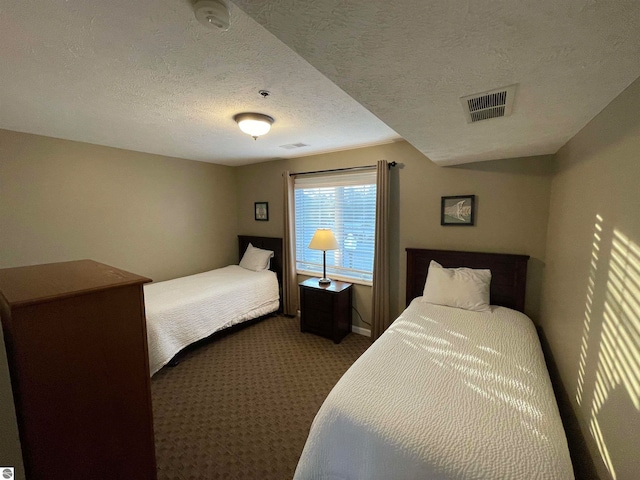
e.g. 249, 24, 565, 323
194, 0, 229, 31
460, 84, 517, 123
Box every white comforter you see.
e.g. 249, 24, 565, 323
294, 299, 574, 480
145, 265, 279, 376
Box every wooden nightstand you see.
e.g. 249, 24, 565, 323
299, 278, 353, 343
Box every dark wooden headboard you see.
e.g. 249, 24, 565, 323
238, 235, 283, 311
406, 248, 530, 312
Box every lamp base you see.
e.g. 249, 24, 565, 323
318, 277, 332, 285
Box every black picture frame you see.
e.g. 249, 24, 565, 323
441, 195, 475, 226
255, 202, 269, 221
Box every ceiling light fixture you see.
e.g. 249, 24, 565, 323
234, 113, 274, 140
194, 0, 230, 31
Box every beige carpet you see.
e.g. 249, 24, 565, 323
151, 315, 371, 480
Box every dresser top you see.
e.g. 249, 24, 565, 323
0, 260, 151, 308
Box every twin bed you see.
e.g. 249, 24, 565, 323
294, 248, 574, 479
144, 236, 283, 376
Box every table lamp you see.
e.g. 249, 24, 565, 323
308, 228, 339, 284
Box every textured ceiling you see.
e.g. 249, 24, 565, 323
0, 0, 399, 166
2, 1, 640, 167
233, 0, 640, 165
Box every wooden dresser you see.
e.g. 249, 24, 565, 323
0, 260, 157, 480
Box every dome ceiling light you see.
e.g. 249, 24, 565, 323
234, 113, 274, 140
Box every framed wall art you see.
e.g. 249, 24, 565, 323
255, 202, 269, 221
441, 195, 475, 226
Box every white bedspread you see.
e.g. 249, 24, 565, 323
294, 299, 574, 480
145, 265, 279, 376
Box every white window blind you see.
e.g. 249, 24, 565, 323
295, 170, 377, 283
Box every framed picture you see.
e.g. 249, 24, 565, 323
255, 202, 269, 221
441, 195, 475, 226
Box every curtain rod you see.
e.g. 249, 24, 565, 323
289, 161, 397, 177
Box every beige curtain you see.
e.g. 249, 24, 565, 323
282, 171, 298, 316
371, 160, 390, 340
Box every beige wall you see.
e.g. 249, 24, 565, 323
235, 141, 554, 329
0, 129, 238, 479
540, 77, 640, 479
0, 129, 238, 279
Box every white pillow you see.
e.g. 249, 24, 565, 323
239, 243, 274, 272
421, 260, 491, 312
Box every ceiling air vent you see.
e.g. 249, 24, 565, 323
460, 84, 516, 124
279, 143, 309, 150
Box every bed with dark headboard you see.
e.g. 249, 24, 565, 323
406, 248, 530, 311
238, 235, 283, 312
238, 235, 283, 285
144, 236, 283, 375
294, 247, 573, 480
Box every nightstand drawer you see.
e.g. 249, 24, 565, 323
303, 308, 327, 330
301, 288, 331, 314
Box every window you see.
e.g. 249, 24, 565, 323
295, 170, 377, 284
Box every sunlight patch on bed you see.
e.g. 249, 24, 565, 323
477, 345, 501, 356
446, 361, 533, 394
464, 381, 542, 420
516, 364, 536, 377
401, 338, 420, 350
482, 384, 542, 419
411, 343, 489, 366
403, 323, 536, 396
419, 336, 543, 421
464, 380, 495, 401
418, 315, 440, 324
520, 419, 551, 443
395, 327, 452, 346
444, 329, 468, 340
463, 380, 547, 442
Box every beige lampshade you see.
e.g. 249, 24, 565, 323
308, 229, 339, 251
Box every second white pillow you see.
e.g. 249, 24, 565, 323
422, 260, 491, 312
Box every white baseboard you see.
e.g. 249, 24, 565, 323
351, 325, 371, 337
